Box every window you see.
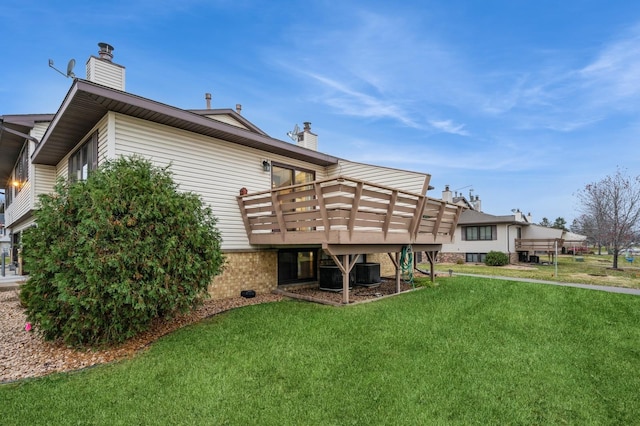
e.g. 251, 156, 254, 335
14, 144, 29, 193
5, 142, 29, 206
466, 253, 486, 263
68, 132, 98, 182
463, 225, 496, 241
271, 164, 315, 189
5, 182, 12, 207
278, 248, 317, 284
272, 163, 315, 231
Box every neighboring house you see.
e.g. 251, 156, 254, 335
439, 187, 586, 264
0, 213, 11, 263
0, 43, 463, 303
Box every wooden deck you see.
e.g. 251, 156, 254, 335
515, 238, 564, 252
237, 176, 463, 247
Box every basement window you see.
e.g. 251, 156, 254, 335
466, 253, 486, 263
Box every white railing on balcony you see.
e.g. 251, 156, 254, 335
237, 176, 462, 246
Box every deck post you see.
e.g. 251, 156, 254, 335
425, 250, 437, 283
342, 254, 350, 304
395, 251, 401, 293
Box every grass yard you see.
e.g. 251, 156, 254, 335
2, 276, 640, 425
434, 254, 640, 288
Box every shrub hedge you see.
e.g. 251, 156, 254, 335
20, 157, 224, 347
484, 251, 509, 266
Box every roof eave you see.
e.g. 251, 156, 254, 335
32, 80, 338, 168
0, 114, 54, 182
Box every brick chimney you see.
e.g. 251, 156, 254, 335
86, 42, 126, 91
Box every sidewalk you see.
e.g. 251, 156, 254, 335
0, 274, 26, 292
445, 272, 640, 296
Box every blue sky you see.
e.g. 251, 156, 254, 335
2, 1, 640, 224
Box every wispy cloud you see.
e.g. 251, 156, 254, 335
269, 8, 475, 131
480, 23, 640, 132
428, 119, 470, 136
302, 72, 419, 127
578, 24, 640, 109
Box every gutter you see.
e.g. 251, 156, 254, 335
0, 121, 40, 144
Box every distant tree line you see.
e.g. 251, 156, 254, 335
538, 217, 568, 231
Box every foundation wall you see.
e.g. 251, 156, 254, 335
367, 253, 397, 277
438, 252, 465, 264
208, 251, 277, 299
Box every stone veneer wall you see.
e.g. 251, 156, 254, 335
208, 251, 277, 299
438, 252, 465, 264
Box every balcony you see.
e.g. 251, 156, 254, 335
237, 176, 463, 249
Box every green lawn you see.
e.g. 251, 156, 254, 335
3, 276, 640, 425
434, 254, 640, 288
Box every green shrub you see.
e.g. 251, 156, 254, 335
20, 157, 224, 347
484, 251, 509, 266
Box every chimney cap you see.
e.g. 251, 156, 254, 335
97, 42, 114, 61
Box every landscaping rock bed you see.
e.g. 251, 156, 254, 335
0, 290, 283, 383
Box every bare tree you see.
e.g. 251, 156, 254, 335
571, 214, 607, 254
575, 168, 640, 268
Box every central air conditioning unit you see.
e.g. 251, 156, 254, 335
355, 263, 381, 287
319, 265, 354, 292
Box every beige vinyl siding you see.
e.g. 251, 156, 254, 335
31, 122, 50, 141
112, 113, 327, 250
56, 153, 69, 180
327, 160, 430, 195
31, 122, 56, 203
12, 216, 36, 233
97, 118, 109, 163
32, 164, 57, 204
4, 180, 31, 227
203, 114, 249, 130
5, 141, 33, 227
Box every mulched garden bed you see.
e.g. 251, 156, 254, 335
277, 278, 420, 305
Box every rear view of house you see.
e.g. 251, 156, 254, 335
1, 43, 463, 302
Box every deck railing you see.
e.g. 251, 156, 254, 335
237, 176, 462, 246
515, 238, 564, 252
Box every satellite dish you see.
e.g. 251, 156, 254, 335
286, 123, 300, 142
66, 59, 76, 78
48, 58, 77, 79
